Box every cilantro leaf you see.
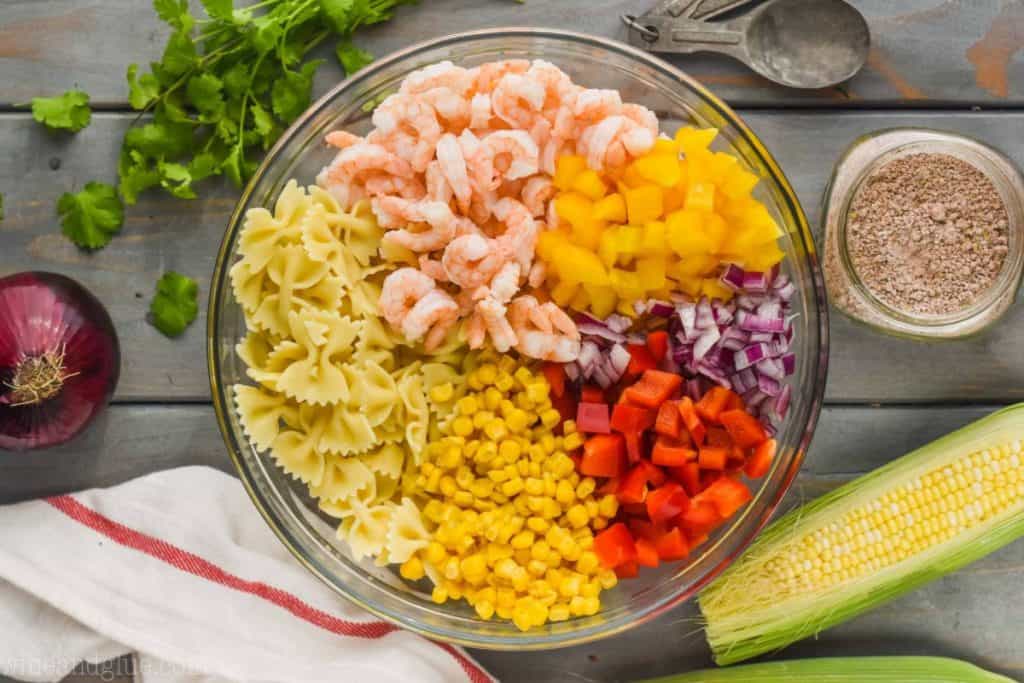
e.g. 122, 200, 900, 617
31, 90, 92, 133
271, 59, 323, 122
150, 271, 199, 337
118, 149, 162, 205
157, 161, 196, 199
186, 72, 225, 122
153, 0, 193, 31
250, 102, 276, 148
336, 39, 373, 75
201, 0, 233, 21
162, 30, 197, 77
57, 182, 124, 250
124, 110, 194, 158
127, 64, 160, 110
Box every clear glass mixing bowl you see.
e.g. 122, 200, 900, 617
208, 28, 829, 649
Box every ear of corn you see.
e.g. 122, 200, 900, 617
699, 404, 1024, 665
635, 657, 1015, 683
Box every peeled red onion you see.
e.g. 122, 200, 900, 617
0, 272, 120, 451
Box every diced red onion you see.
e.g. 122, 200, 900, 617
591, 364, 612, 389
696, 299, 715, 329
757, 357, 785, 380
773, 384, 791, 419
748, 331, 774, 344
720, 335, 746, 352
736, 309, 785, 334
697, 363, 731, 389
609, 344, 631, 376
633, 299, 648, 315
578, 322, 626, 344
578, 341, 601, 371
626, 332, 646, 345
733, 343, 769, 370
720, 263, 746, 291
646, 300, 675, 317
693, 326, 720, 361
677, 303, 697, 339
768, 337, 791, 358
742, 271, 768, 293
564, 363, 580, 381
605, 314, 632, 334
757, 373, 781, 396
737, 294, 760, 310
782, 353, 796, 376
743, 388, 768, 410
775, 280, 796, 302
686, 378, 702, 401
712, 301, 734, 325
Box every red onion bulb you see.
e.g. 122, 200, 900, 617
0, 272, 120, 451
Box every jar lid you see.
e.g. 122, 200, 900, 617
822, 128, 1024, 340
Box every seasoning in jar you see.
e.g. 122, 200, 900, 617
823, 130, 1024, 339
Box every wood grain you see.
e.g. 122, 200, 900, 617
1, 404, 1021, 682
0, 0, 1022, 107
5, 112, 1024, 402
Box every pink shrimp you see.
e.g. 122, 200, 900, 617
376, 197, 458, 251
476, 261, 521, 304
420, 87, 471, 130
578, 115, 655, 171
435, 133, 472, 211
418, 254, 449, 282
521, 176, 554, 217
527, 60, 576, 108
379, 267, 437, 329
573, 89, 623, 127
319, 143, 413, 184
491, 73, 546, 129
371, 94, 443, 172
475, 296, 517, 352
402, 289, 460, 351
464, 309, 487, 348
528, 261, 547, 288
492, 197, 539, 272
424, 161, 453, 203
400, 60, 475, 96
441, 234, 503, 289
622, 103, 659, 138
363, 172, 426, 201
469, 93, 492, 129
469, 130, 539, 191
472, 59, 530, 94
325, 130, 363, 150
507, 295, 580, 362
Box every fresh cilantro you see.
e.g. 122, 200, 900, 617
31, 90, 92, 133
336, 39, 373, 75
57, 182, 124, 250
116, 0, 414, 203
150, 271, 199, 337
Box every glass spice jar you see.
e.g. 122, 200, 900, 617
822, 128, 1024, 339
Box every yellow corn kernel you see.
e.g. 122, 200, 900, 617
511, 530, 536, 550
495, 372, 515, 392
559, 574, 582, 598
485, 419, 508, 441
569, 595, 588, 616
400, 556, 425, 581
477, 363, 498, 385
597, 569, 618, 589
563, 432, 584, 451
453, 491, 474, 507
525, 382, 549, 405
429, 383, 454, 403
531, 539, 551, 562
507, 409, 533, 433
475, 600, 495, 620
502, 478, 525, 497
456, 395, 479, 416
439, 475, 457, 498
566, 504, 590, 529
498, 439, 522, 462
452, 416, 474, 437
460, 553, 487, 577
584, 499, 600, 518
577, 551, 600, 575
581, 580, 601, 599
524, 477, 545, 496
484, 387, 503, 411
471, 479, 494, 499
598, 494, 619, 518
576, 477, 597, 499
513, 366, 534, 386
549, 604, 571, 622
432, 586, 449, 604
496, 604, 514, 620
540, 409, 561, 429
438, 447, 462, 470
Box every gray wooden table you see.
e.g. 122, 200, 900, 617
2, 1, 1024, 681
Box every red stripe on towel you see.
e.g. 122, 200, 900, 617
46, 495, 491, 683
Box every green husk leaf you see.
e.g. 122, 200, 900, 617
700, 403, 1024, 666
637, 657, 1015, 683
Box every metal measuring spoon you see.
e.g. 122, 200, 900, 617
623, 0, 871, 89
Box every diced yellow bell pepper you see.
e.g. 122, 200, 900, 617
707, 152, 739, 185
686, 181, 716, 213
636, 257, 667, 290
642, 220, 667, 252
674, 126, 718, 156
675, 275, 704, 298
704, 213, 729, 253
555, 192, 593, 231
598, 231, 618, 269
719, 165, 760, 201
570, 285, 591, 311
536, 229, 566, 261
633, 154, 683, 188
554, 155, 587, 191
584, 285, 617, 319
571, 169, 607, 200
593, 193, 627, 222
671, 253, 720, 278
741, 242, 785, 272
620, 163, 649, 189
663, 167, 688, 213
572, 218, 605, 251
550, 279, 579, 306
608, 225, 643, 254
624, 185, 663, 225
568, 246, 611, 286
685, 148, 715, 184
667, 209, 713, 256
652, 137, 680, 156
617, 298, 638, 317
701, 278, 734, 302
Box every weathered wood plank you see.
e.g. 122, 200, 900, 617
5, 111, 1024, 402
1, 0, 1022, 108
1, 404, 1021, 681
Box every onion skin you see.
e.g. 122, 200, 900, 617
0, 272, 120, 451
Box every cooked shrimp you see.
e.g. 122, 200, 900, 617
363, 172, 426, 201
473, 59, 530, 94
527, 60, 576, 107
492, 73, 546, 129
479, 261, 521, 304
325, 130, 363, 150
622, 103, 659, 138
521, 176, 554, 217
320, 143, 414, 185
401, 60, 475, 96
418, 254, 449, 282
371, 94, 443, 172
470, 130, 539, 191
476, 296, 517, 352
492, 197, 539, 272
376, 198, 457, 251
469, 93, 492, 129
420, 87, 471, 130
578, 115, 654, 170
464, 309, 487, 348
507, 295, 581, 362
379, 267, 437, 328
528, 261, 547, 288
424, 160, 453, 203
435, 133, 472, 211
441, 234, 503, 289
402, 289, 460, 351
573, 89, 623, 127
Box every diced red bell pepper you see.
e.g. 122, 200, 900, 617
698, 446, 728, 471
695, 386, 732, 423
725, 391, 745, 412
699, 477, 753, 518
654, 400, 682, 438
615, 561, 639, 579
677, 397, 706, 446
719, 409, 769, 449
593, 522, 637, 568
640, 460, 667, 487
551, 390, 577, 425
654, 526, 689, 561
624, 431, 643, 463
745, 438, 777, 478
621, 502, 649, 516
700, 469, 723, 490
679, 500, 724, 536
597, 476, 620, 496
542, 362, 566, 398
617, 465, 649, 504
627, 519, 663, 543
581, 384, 606, 403
611, 403, 656, 433
726, 445, 747, 473
634, 537, 660, 568
624, 370, 683, 409
673, 462, 703, 497
626, 343, 658, 375
576, 402, 611, 434
646, 481, 690, 523
580, 434, 627, 478
651, 437, 697, 467
646, 330, 669, 363
706, 426, 732, 448
687, 532, 709, 547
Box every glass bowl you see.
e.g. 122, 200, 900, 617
208, 28, 829, 649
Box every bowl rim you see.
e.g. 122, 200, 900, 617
207, 26, 830, 649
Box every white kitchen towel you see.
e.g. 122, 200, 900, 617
0, 466, 494, 683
